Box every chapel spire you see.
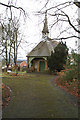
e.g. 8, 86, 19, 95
42, 11, 49, 38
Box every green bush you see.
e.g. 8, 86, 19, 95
62, 69, 78, 82
62, 51, 79, 83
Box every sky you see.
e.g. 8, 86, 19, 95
0, 0, 79, 60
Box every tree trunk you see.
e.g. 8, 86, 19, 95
5, 39, 8, 72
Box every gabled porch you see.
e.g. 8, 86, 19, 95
27, 57, 48, 72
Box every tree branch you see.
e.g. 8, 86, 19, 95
51, 35, 80, 40
48, 11, 80, 34
0, 2, 25, 14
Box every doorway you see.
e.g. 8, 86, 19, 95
39, 61, 45, 72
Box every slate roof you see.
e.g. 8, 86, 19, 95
27, 39, 58, 57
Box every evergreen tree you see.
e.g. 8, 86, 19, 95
48, 42, 68, 72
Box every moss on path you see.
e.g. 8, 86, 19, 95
2, 73, 78, 118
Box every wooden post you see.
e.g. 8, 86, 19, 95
27, 57, 29, 68
45, 60, 48, 70
37, 61, 39, 72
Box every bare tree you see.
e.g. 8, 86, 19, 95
0, 0, 26, 73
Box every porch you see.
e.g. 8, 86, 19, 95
27, 57, 48, 72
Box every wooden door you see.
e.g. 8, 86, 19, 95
40, 61, 45, 72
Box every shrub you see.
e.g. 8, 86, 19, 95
62, 69, 78, 82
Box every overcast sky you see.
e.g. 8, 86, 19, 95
0, 0, 79, 60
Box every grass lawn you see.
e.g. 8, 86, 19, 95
2, 73, 78, 118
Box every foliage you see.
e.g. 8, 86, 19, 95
71, 51, 80, 64
47, 42, 68, 72
62, 51, 80, 82
62, 69, 78, 82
